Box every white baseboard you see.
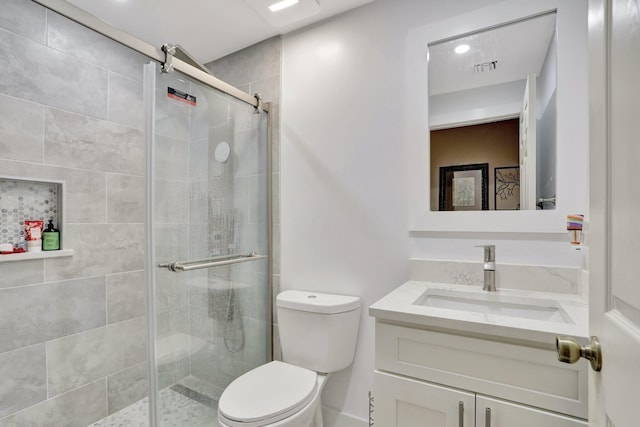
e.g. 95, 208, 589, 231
322, 406, 368, 427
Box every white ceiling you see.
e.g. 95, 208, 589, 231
429, 13, 557, 95
64, 0, 376, 63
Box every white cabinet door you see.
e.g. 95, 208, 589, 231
374, 371, 475, 427
475, 396, 587, 427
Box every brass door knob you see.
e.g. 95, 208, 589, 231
556, 336, 602, 372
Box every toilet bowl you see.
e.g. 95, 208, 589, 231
217, 290, 361, 427
218, 361, 327, 427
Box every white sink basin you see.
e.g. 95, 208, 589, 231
413, 289, 572, 323
369, 281, 588, 345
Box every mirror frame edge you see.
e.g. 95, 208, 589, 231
407, 0, 589, 234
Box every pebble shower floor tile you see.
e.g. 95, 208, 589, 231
90, 387, 217, 427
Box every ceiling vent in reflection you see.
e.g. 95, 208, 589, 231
473, 60, 498, 72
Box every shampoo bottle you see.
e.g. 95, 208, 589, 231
42, 220, 60, 251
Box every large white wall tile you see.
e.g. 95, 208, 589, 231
0, 94, 44, 163
0, 0, 46, 44
44, 108, 144, 175
107, 173, 144, 224
106, 362, 148, 415
46, 11, 147, 81
44, 224, 144, 281
106, 270, 146, 324
154, 134, 190, 181
0, 380, 107, 427
0, 29, 108, 119
46, 317, 147, 396
0, 344, 46, 418
107, 74, 144, 129
0, 277, 106, 353
0, 259, 44, 288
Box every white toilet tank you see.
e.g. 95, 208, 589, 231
276, 290, 361, 374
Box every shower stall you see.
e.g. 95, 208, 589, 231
141, 62, 272, 426
86, 65, 272, 427
2, 2, 274, 426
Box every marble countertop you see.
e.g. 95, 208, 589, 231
369, 281, 589, 347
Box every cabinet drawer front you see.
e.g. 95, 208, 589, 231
374, 371, 475, 427
476, 395, 588, 427
376, 322, 587, 419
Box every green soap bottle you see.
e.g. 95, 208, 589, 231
42, 220, 60, 251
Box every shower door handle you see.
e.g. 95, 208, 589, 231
158, 252, 266, 272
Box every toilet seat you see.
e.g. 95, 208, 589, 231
218, 361, 318, 427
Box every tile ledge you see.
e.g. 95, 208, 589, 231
0, 249, 74, 263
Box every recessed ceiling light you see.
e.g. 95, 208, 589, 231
246, 0, 319, 27
269, 0, 300, 12
454, 44, 470, 54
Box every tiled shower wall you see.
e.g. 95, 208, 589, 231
0, 1, 280, 425
0, 1, 150, 424
206, 36, 283, 360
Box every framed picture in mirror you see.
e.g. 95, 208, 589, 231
438, 163, 488, 211
495, 166, 520, 210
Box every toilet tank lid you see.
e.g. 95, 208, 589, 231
277, 290, 361, 314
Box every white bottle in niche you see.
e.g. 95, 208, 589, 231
27, 239, 42, 252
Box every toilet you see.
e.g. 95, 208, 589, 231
217, 290, 361, 427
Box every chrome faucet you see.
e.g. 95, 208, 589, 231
477, 245, 496, 292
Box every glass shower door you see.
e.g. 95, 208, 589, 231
144, 62, 271, 426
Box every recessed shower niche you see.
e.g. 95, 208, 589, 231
0, 177, 73, 261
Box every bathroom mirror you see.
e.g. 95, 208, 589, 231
406, 0, 588, 233
428, 13, 557, 212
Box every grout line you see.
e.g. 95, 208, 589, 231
105, 170, 146, 179
0, 273, 108, 291
105, 377, 109, 416
106, 361, 147, 382
1, 154, 144, 177
105, 171, 109, 224
45, 342, 50, 399
104, 275, 109, 325
41, 99, 46, 164
44, 315, 146, 346
21, 268, 146, 291
106, 71, 111, 123
44, 8, 48, 47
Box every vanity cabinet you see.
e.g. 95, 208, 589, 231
375, 372, 586, 427
375, 371, 474, 426
475, 395, 586, 427
373, 322, 588, 427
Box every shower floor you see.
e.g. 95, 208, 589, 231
91, 379, 219, 427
